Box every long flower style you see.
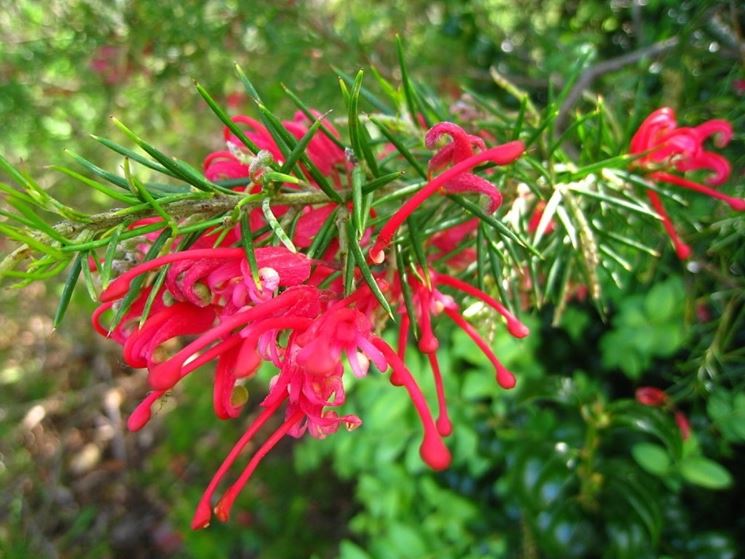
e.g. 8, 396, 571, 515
91, 117, 530, 530
630, 107, 744, 259
369, 122, 524, 263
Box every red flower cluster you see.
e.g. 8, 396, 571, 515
94, 119, 527, 528
630, 107, 744, 259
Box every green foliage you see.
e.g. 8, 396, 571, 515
601, 277, 689, 378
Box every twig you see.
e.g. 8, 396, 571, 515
0, 189, 341, 276
556, 37, 680, 131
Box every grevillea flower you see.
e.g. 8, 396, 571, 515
630, 107, 744, 259
369, 123, 524, 263
93, 117, 532, 531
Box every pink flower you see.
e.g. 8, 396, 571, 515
93, 117, 532, 532
370, 123, 523, 263
630, 107, 744, 259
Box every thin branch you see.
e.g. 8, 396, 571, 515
556, 37, 680, 131
1, 189, 341, 276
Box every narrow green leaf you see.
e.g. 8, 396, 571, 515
280, 111, 331, 173
524, 106, 557, 149
80, 251, 99, 301
281, 83, 346, 149
306, 208, 338, 260
138, 266, 169, 327
370, 65, 400, 108
66, 149, 130, 190
448, 195, 538, 255
567, 154, 635, 180
257, 104, 343, 203
486, 230, 513, 310
91, 135, 174, 176
334, 66, 394, 114
0, 181, 40, 206
347, 220, 395, 321
553, 49, 593, 109
406, 217, 430, 283
53, 253, 82, 328
361, 170, 405, 195
0, 158, 87, 220
1, 199, 68, 244
0, 223, 64, 258
512, 96, 527, 140
395, 35, 426, 127
568, 184, 659, 218
543, 244, 565, 302
234, 63, 263, 103
343, 70, 381, 176
343, 246, 355, 296
371, 117, 427, 179
195, 81, 261, 155
101, 224, 125, 288
394, 242, 419, 341
112, 118, 233, 194
110, 229, 172, 331
240, 212, 261, 288
52, 165, 139, 204
4, 259, 69, 282
476, 223, 487, 290
372, 181, 423, 207
549, 111, 598, 154
352, 166, 364, 237
123, 159, 176, 230
0, 153, 35, 191
261, 197, 296, 252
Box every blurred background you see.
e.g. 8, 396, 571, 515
1, 1, 744, 557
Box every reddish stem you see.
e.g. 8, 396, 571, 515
371, 336, 452, 470
650, 171, 745, 211
191, 395, 287, 530
435, 273, 529, 338
645, 190, 692, 260
214, 408, 304, 523
443, 307, 516, 389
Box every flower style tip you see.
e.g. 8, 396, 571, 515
127, 391, 163, 431
191, 502, 213, 531
496, 365, 517, 389
420, 431, 452, 470
507, 319, 530, 339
